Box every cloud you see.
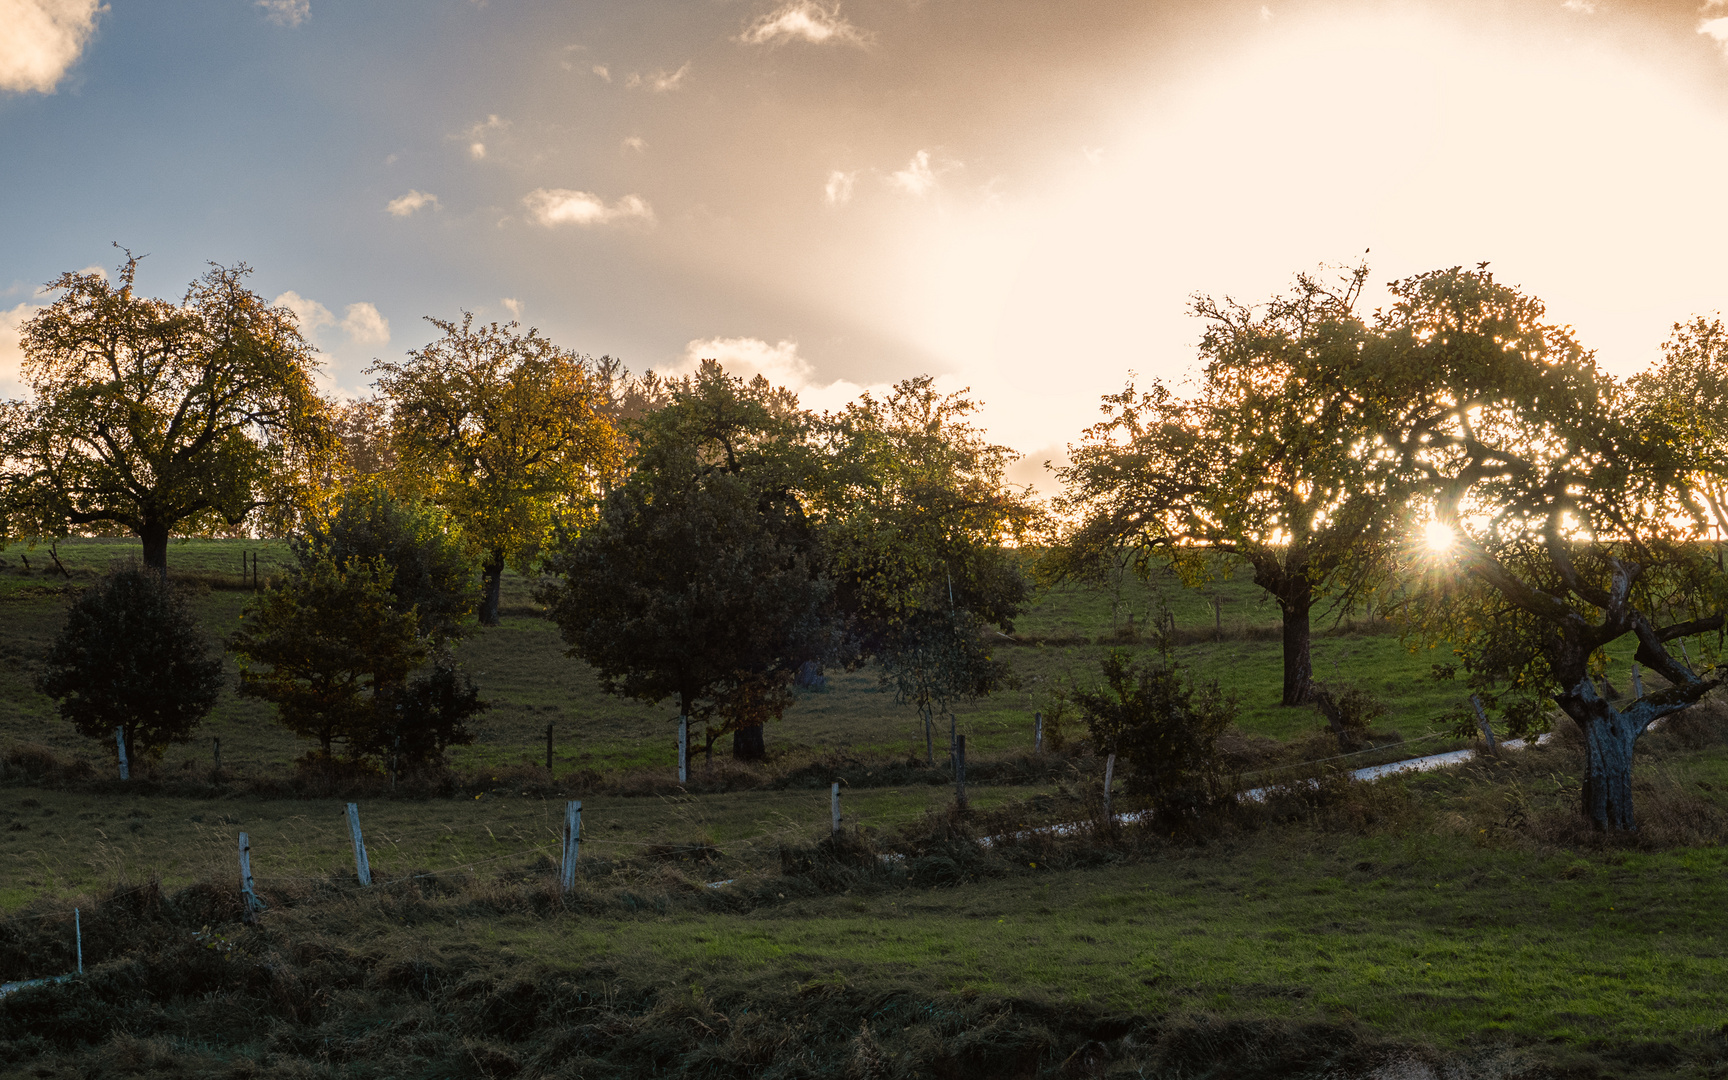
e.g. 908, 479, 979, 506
622, 135, 647, 153
627, 63, 690, 92
501, 298, 523, 319
1560, 0, 1597, 12
739, 2, 871, 47
340, 302, 390, 345
0, 0, 103, 94
0, 301, 43, 393
255, 0, 308, 27
385, 189, 440, 216
663, 337, 887, 414
1701, 2, 1728, 53
824, 169, 856, 206
522, 188, 656, 227
889, 150, 943, 196
592, 64, 611, 82
469, 142, 487, 160
1082, 145, 1106, 165
271, 291, 334, 332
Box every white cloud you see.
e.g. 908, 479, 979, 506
0, 0, 103, 94
255, 0, 308, 27
663, 337, 887, 415
385, 189, 440, 216
341, 302, 390, 345
469, 142, 487, 160
1701, 10, 1728, 52
1259, 5, 1273, 21
522, 188, 656, 227
622, 135, 647, 153
1082, 145, 1106, 165
271, 291, 334, 332
824, 169, 856, 206
1561, 0, 1597, 13
0, 301, 43, 394
889, 150, 944, 197
627, 63, 690, 92
739, 2, 871, 47
592, 64, 611, 82
501, 298, 524, 319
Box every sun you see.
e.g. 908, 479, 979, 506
1423, 520, 1456, 554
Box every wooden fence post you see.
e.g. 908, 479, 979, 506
114, 727, 129, 781
346, 803, 372, 886
1469, 695, 1498, 754
74, 908, 82, 975
560, 800, 581, 893
238, 833, 266, 921
1631, 663, 1644, 700
1034, 712, 1043, 754
545, 722, 554, 773
831, 781, 841, 836
677, 716, 688, 784
955, 734, 967, 811
1103, 753, 1116, 824
212, 737, 221, 776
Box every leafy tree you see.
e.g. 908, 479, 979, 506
294, 483, 477, 643
538, 363, 832, 762
230, 555, 425, 759
1076, 650, 1235, 818
38, 564, 225, 767
1384, 267, 1728, 831
1056, 266, 1395, 706
371, 315, 628, 625
2, 254, 333, 571
821, 378, 1035, 760
385, 658, 486, 767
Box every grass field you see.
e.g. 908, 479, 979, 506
3, 537, 1727, 1077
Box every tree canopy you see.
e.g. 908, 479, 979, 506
2, 255, 333, 570
371, 315, 628, 624
1056, 265, 1395, 705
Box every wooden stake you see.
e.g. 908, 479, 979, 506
1034, 712, 1043, 754
1631, 663, 1644, 700
955, 734, 967, 810
238, 833, 265, 921
212, 736, 220, 776
1103, 753, 1116, 823
831, 781, 841, 835
114, 727, 129, 781
677, 716, 688, 784
560, 801, 581, 893
545, 721, 554, 773
74, 908, 82, 975
1469, 695, 1498, 754
346, 803, 371, 886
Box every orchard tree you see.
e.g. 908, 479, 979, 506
371, 315, 628, 625
2, 254, 333, 571
821, 377, 1036, 762
538, 363, 832, 762
1056, 265, 1396, 706
1385, 267, 1728, 831
38, 564, 226, 768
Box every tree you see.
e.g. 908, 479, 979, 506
821, 378, 1035, 760
38, 564, 226, 768
1384, 267, 1727, 831
230, 555, 425, 759
388, 658, 487, 767
1056, 265, 1395, 706
538, 363, 833, 762
294, 483, 477, 644
3, 254, 333, 571
371, 315, 628, 625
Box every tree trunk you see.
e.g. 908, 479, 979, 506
479, 549, 505, 626
1557, 682, 1642, 831
140, 520, 170, 576
732, 724, 766, 761
1279, 599, 1314, 706
922, 705, 934, 766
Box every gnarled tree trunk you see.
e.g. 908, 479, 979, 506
140, 520, 170, 575
479, 549, 505, 626
1556, 678, 1647, 831
1278, 597, 1314, 706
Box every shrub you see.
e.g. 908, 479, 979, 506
1076, 650, 1236, 818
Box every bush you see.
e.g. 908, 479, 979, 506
1077, 650, 1236, 818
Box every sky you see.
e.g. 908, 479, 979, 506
5, 0, 1728, 492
